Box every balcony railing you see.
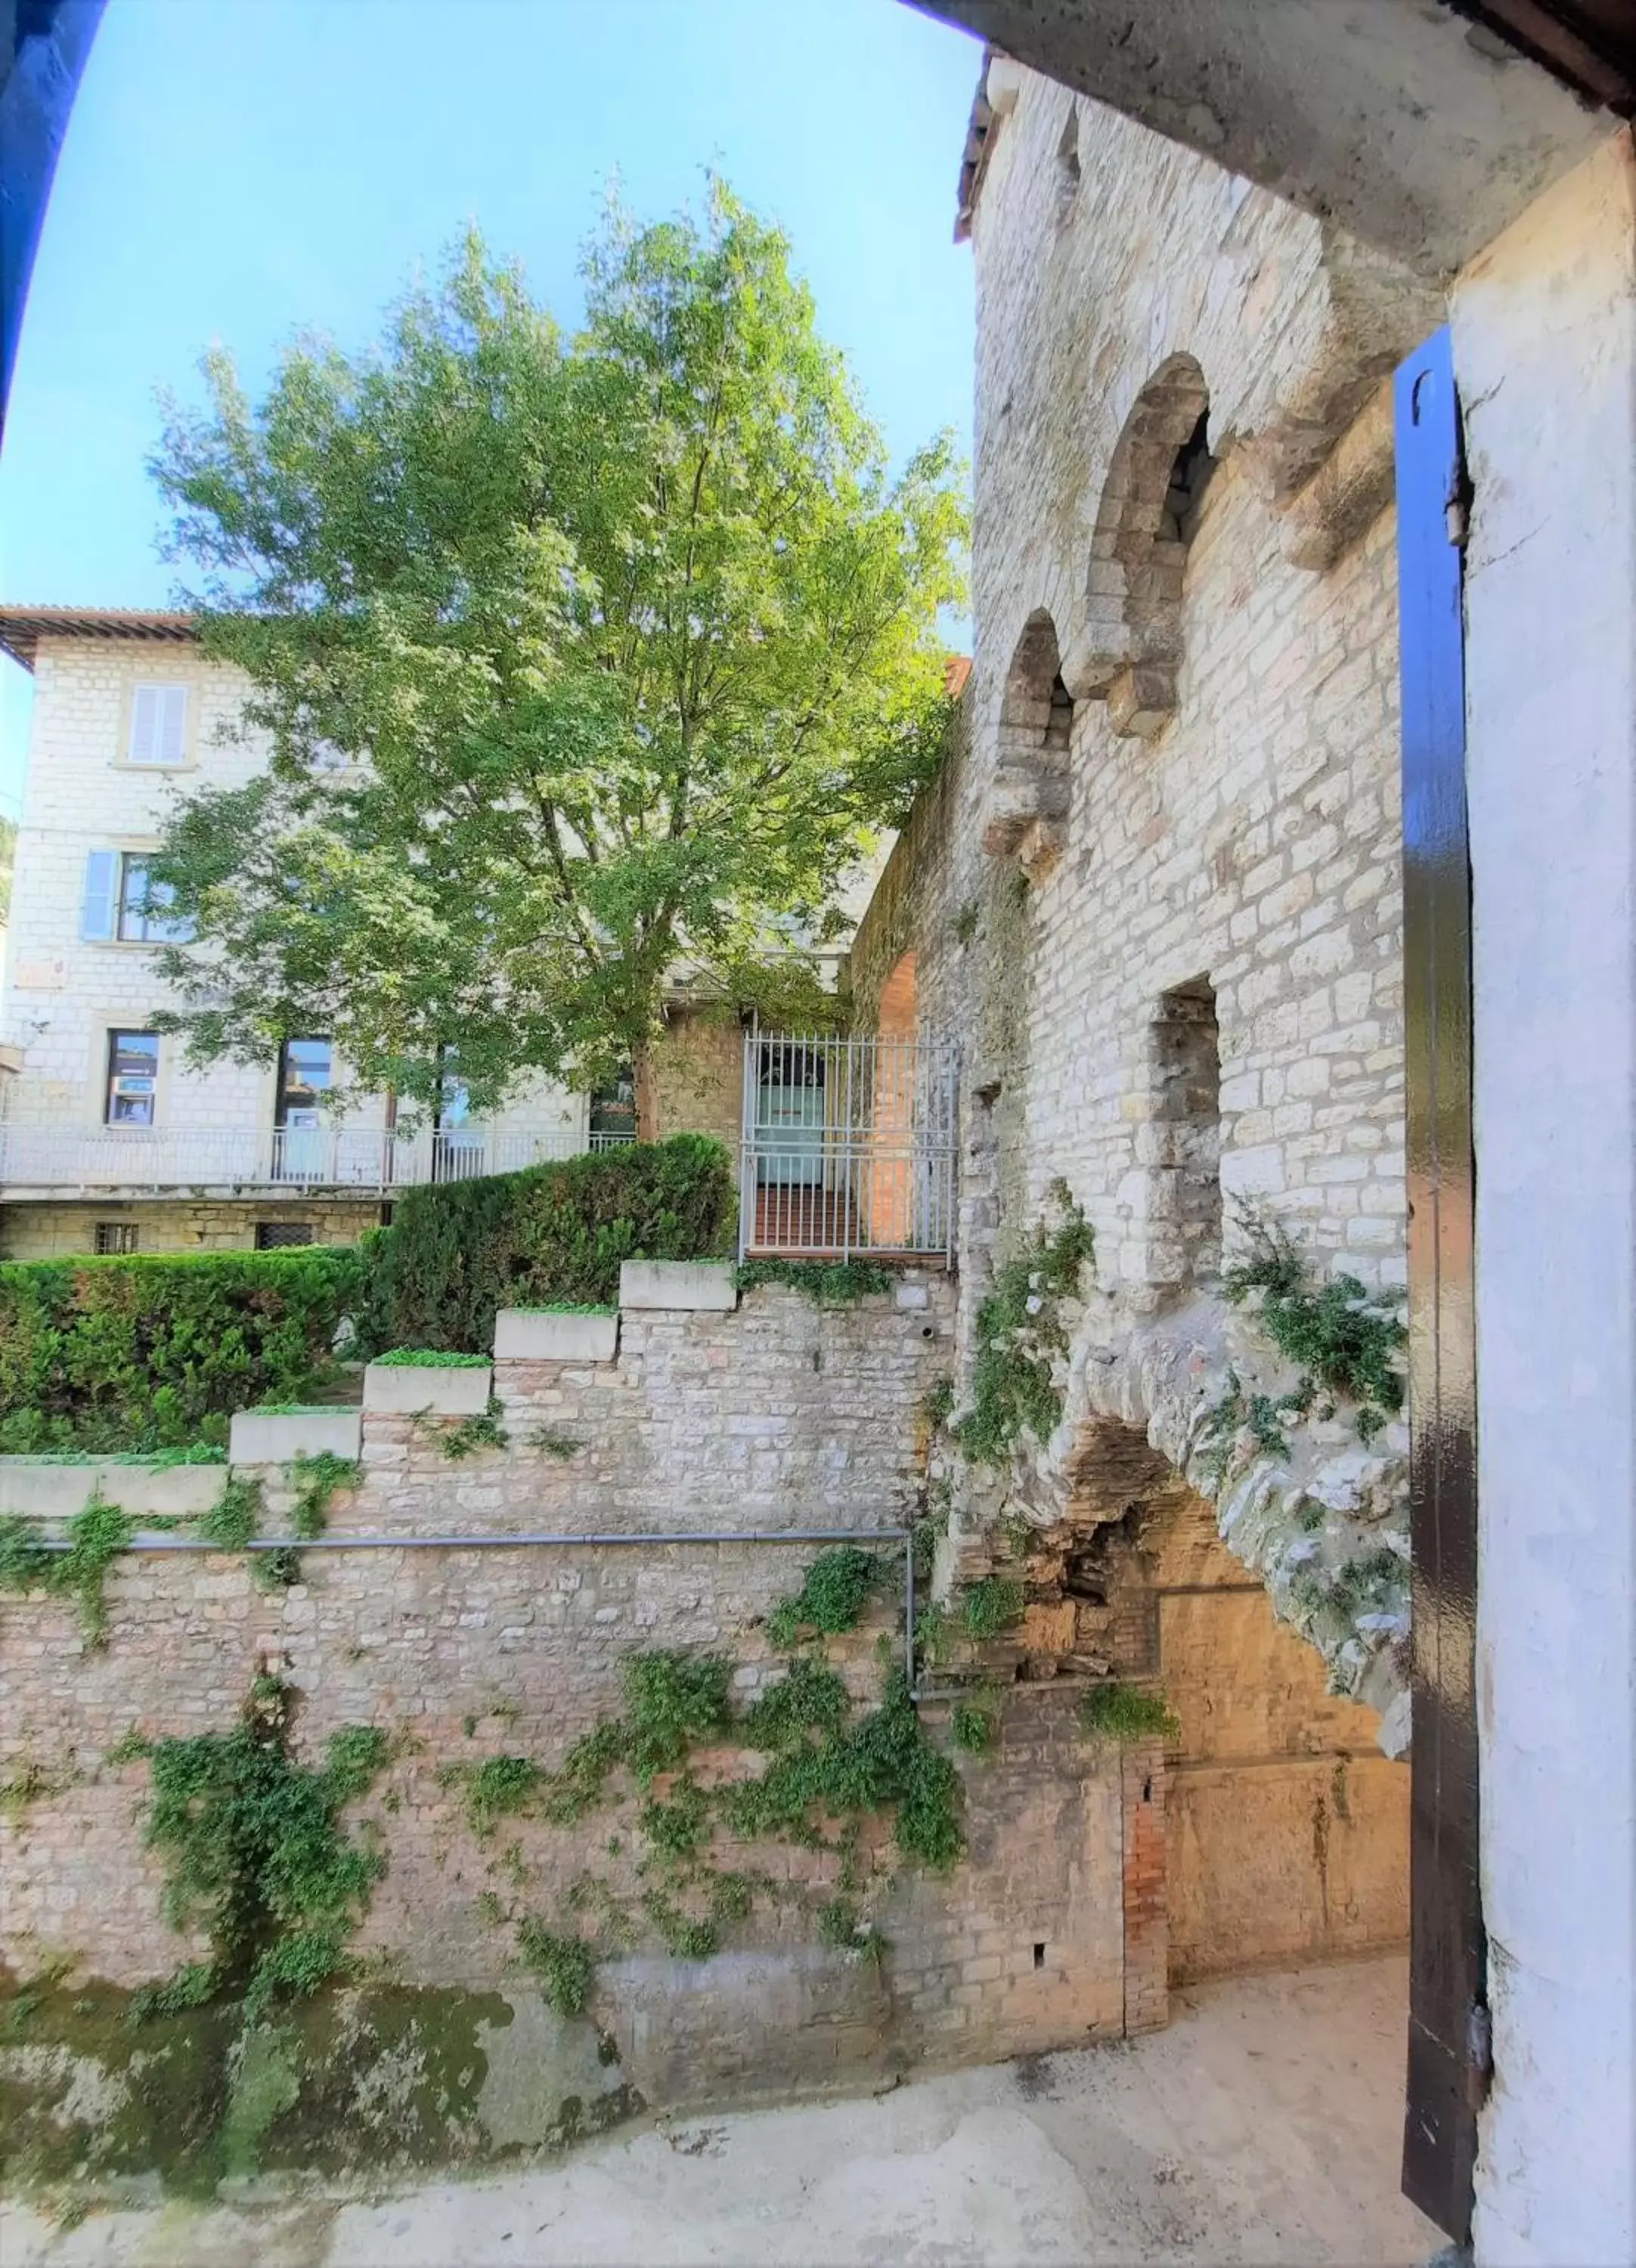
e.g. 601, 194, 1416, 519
0, 1125, 634, 1196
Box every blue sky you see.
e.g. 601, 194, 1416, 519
0, 0, 982, 816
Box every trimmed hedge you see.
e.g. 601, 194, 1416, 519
363, 1134, 736, 1355
0, 1247, 366, 1454
0, 1137, 735, 1448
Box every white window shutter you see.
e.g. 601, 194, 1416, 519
128, 683, 187, 764
81, 850, 119, 940
129, 686, 158, 764
157, 685, 187, 764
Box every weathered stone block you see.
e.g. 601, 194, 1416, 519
618, 1260, 737, 1312
0, 1456, 227, 1519
363, 1361, 492, 1414
494, 1308, 619, 1362
228, 1408, 364, 1465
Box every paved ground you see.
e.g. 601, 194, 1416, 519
4, 1956, 1437, 2267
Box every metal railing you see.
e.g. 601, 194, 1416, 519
739, 1029, 957, 1263
0, 1124, 634, 1195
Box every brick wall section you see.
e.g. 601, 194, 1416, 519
1120, 1740, 1168, 2035
638, 1006, 745, 1151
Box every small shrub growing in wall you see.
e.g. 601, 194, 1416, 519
1201, 1207, 1408, 1468
1077, 1682, 1180, 1745
1221, 1208, 1405, 1441
955, 1194, 1094, 1467
766, 1547, 885, 1647
516, 1921, 596, 2019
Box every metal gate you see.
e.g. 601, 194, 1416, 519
738, 1029, 957, 1263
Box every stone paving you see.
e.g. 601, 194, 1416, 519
3, 1957, 1438, 2267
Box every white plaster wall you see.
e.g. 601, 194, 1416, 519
1455, 129, 1636, 2268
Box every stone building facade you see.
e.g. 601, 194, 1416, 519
0, 612, 584, 1261
851, 67, 1420, 1777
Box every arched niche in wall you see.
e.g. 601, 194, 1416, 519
1069, 354, 1213, 742
981, 608, 1074, 881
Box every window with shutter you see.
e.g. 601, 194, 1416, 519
81, 849, 119, 940
127, 683, 189, 766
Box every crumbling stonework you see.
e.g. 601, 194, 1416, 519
851, 66, 1414, 1747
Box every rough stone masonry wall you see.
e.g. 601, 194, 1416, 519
0, 1198, 385, 1259
856, 70, 1419, 1749
1, 1278, 1144, 2131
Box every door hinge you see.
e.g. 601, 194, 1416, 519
1445, 497, 1470, 549
1464, 1997, 1493, 2110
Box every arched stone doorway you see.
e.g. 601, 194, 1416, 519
1013, 1419, 1409, 2009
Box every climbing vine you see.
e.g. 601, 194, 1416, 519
0, 1494, 135, 1647
288, 1452, 361, 1537
766, 1545, 885, 1647
954, 1191, 1093, 1467
450, 1560, 968, 2005
198, 1476, 262, 1551
129, 1672, 391, 2022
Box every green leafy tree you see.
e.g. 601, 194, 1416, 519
147, 185, 966, 1113
0, 812, 16, 928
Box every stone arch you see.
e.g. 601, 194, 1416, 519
996, 1430, 1408, 1989
1075, 354, 1212, 741
981, 608, 1074, 878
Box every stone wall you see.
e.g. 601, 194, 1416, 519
351, 1275, 954, 1537
851, 66, 1413, 1742
637, 1005, 745, 1152
1, 1275, 1146, 2139
0, 1197, 385, 1259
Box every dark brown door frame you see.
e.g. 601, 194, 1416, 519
1395, 326, 1487, 2245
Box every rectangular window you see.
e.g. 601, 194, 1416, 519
590, 1065, 637, 1142
127, 683, 189, 767
82, 849, 194, 942
274, 1037, 333, 1129
95, 1222, 140, 1255
106, 1030, 160, 1126
255, 1222, 314, 1250
116, 853, 194, 943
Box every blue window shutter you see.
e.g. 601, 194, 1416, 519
81, 849, 119, 940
